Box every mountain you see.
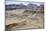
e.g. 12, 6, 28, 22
5, 3, 44, 10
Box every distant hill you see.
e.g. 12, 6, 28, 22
5, 3, 44, 10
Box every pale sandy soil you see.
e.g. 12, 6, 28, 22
5, 9, 44, 31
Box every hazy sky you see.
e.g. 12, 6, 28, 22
6, 0, 44, 1
6, 0, 44, 6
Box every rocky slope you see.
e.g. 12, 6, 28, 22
5, 8, 44, 31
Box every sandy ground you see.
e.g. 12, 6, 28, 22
5, 9, 44, 31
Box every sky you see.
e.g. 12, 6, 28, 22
6, 0, 44, 6
6, 0, 44, 1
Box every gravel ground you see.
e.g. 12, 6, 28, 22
5, 9, 44, 31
